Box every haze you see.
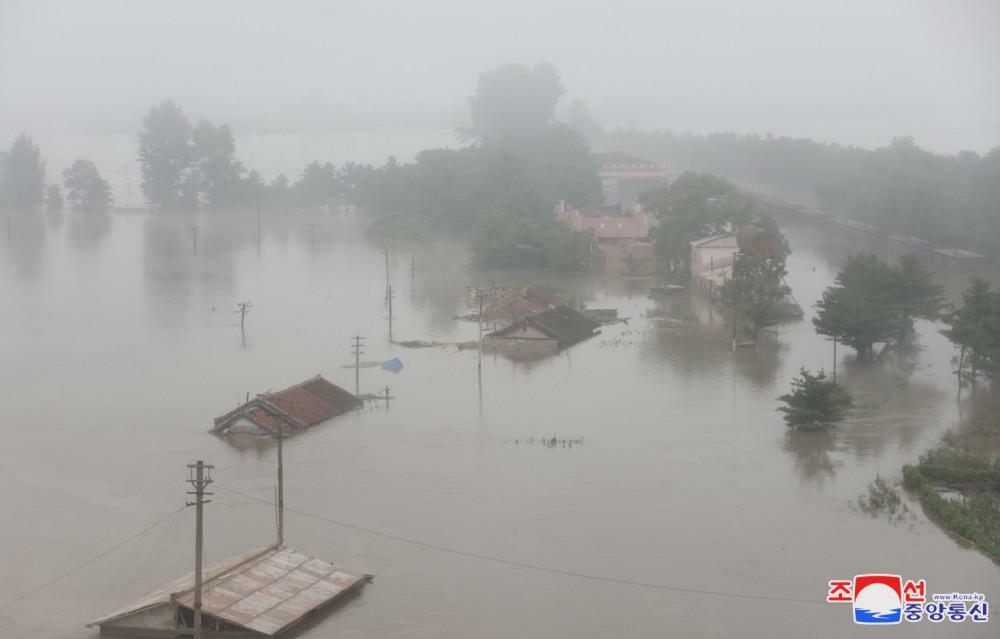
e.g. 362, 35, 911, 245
2, 0, 998, 157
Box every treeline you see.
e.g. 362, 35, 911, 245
0, 135, 112, 215
357, 63, 601, 269
605, 129, 1000, 258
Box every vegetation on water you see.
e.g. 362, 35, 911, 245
777, 368, 852, 430
813, 253, 944, 360
603, 129, 1000, 259
857, 474, 911, 523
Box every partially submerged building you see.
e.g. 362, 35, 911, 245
554, 201, 658, 276
591, 152, 670, 208
213, 375, 359, 436
484, 305, 599, 359
480, 286, 561, 326
90, 544, 368, 638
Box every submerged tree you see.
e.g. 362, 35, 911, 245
721, 251, 791, 339
63, 159, 113, 213
778, 368, 853, 430
138, 100, 195, 210
814, 254, 899, 360
890, 253, 944, 343
191, 121, 245, 208
941, 278, 1000, 389
2, 134, 46, 211
468, 62, 563, 147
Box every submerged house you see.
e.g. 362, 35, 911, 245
554, 201, 658, 275
90, 544, 368, 638
480, 286, 561, 326
213, 376, 359, 436
484, 305, 599, 358
591, 152, 671, 208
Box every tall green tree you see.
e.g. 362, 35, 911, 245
721, 252, 791, 339
814, 253, 899, 360
468, 63, 563, 147
889, 253, 944, 343
778, 368, 853, 430
2, 134, 46, 211
941, 278, 1000, 388
63, 159, 113, 213
192, 121, 245, 208
641, 172, 758, 272
138, 100, 195, 211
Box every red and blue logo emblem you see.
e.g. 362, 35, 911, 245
852, 574, 902, 624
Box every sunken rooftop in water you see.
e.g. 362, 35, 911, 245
213, 375, 359, 437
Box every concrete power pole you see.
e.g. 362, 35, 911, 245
387, 285, 394, 343
236, 302, 252, 333
186, 461, 214, 639
350, 335, 365, 396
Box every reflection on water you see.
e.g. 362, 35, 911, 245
0, 209, 999, 639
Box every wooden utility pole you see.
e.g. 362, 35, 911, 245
236, 302, 252, 333
350, 335, 365, 396
383, 385, 390, 409
387, 285, 394, 342
384, 247, 390, 300
190, 225, 198, 256
186, 461, 213, 639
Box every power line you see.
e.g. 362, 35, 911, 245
214, 486, 824, 606
0, 505, 186, 613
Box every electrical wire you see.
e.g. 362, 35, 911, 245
0, 505, 186, 613
215, 485, 825, 606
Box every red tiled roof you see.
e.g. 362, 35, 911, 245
213, 376, 359, 436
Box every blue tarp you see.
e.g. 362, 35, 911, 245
381, 357, 404, 372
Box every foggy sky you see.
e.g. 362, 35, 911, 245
2, 0, 999, 155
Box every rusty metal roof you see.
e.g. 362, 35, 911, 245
90, 545, 367, 637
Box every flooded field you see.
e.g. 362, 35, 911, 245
0, 210, 997, 638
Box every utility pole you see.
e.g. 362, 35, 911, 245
384, 247, 390, 300
350, 335, 365, 396
275, 431, 284, 545
236, 302, 252, 333
832, 336, 838, 383
186, 461, 213, 639
383, 385, 390, 410
190, 225, 198, 256
256, 186, 262, 256
387, 284, 394, 343
309, 224, 317, 255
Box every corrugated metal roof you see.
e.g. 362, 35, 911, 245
90, 545, 367, 637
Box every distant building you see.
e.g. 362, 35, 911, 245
90, 544, 368, 638
213, 375, 359, 436
555, 201, 654, 241
690, 233, 740, 274
485, 305, 600, 359
554, 201, 658, 275
591, 152, 670, 208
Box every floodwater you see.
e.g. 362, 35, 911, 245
0, 209, 996, 639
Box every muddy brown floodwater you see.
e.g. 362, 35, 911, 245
0, 209, 996, 638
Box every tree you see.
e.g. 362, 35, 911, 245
777, 368, 853, 430
641, 172, 758, 272
814, 254, 899, 360
468, 63, 563, 147
721, 252, 791, 339
564, 98, 603, 142
295, 161, 340, 209
191, 121, 245, 208
941, 278, 1000, 389
63, 159, 113, 213
45, 184, 63, 214
2, 134, 46, 211
889, 253, 944, 342
138, 100, 195, 210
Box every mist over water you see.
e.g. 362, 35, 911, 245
0, 210, 997, 638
